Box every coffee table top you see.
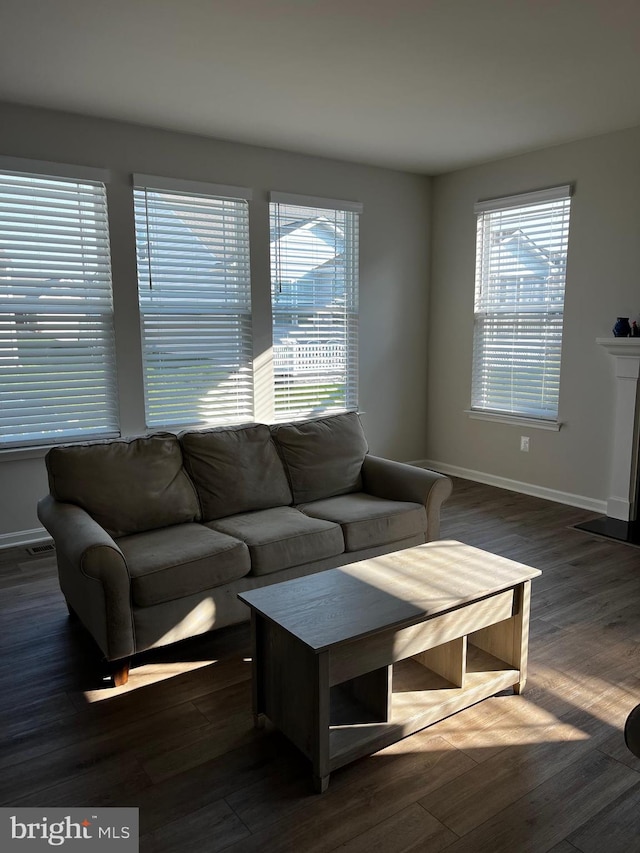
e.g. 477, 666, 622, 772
238, 540, 541, 652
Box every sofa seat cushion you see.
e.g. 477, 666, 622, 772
270, 412, 369, 504
208, 507, 344, 576
299, 493, 427, 552
118, 523, 250, 607
46, 433, 200, 537
180, 423, 292, 520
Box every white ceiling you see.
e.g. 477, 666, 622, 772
2, 0, 640, 174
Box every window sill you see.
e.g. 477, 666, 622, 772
0, 431, 121, 461
465, 410, 562, 431
0, 445, 51, 462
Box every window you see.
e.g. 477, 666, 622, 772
133, 176, 253, 429
471, 185, 572, 423
269, 193, 361, 421
0, 164, 118, 448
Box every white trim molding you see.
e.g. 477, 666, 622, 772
416, 460, 607, 515
0, 527, 52, 551
269, 191, 363, 213
596, 337, 640, 521
474, 184, 573, 214
133, 174, 252, 200
465, 410, 562, 431
596, 337, 640, 357
0, 155, 111, 183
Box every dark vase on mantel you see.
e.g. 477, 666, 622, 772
613, 317, 632, 337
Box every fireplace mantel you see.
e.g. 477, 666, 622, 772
596, 337, 640, 359
596, 337, 640, 521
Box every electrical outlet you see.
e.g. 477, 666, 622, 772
520, 436, 530, 452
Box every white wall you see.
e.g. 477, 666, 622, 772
427, 125, 640, 510
0, 102, 432, 546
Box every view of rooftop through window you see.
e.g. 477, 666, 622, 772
270, 200, 359, 421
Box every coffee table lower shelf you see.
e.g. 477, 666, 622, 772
252, 622, 525, 792
328, 647, 519, 774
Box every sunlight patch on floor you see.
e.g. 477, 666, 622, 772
82, 659, 220, 702
383, 691, 591, 753
379, 702, 590, 754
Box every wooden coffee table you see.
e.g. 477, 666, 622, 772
238, 540, 541, 792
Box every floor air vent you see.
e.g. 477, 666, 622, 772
26, 542, 56, 555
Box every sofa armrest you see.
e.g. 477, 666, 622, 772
361, 455, 453, 541
37, 495, 135, 661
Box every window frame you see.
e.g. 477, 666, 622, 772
0, 157, 119, 449
269, 191, 362, 423
470, 184, 573, 428
132, 175, 254, 431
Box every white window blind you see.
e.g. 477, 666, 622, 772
471, 185, 572, 422
269, 195, 360, 421
0, 169, 118, 447
133, 182, 253, 429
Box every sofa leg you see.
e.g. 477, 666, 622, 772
111, 658, 131, 687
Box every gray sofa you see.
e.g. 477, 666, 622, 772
37, 412, 452, 685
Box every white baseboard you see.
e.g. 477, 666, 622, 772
416, 460, 607, 515
0, 527, 51, 551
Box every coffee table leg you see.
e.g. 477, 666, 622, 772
313, 774, 330, 793
513, 581, 531, 695
250, 612, 266, 725
310, 652, 331, 793
514, 678, 527, 695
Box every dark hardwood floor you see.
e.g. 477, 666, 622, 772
2, 478, 640, 852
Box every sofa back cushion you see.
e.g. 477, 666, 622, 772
46, 433, 200, 537
271, 412, 369, 504
180, 423, 292, 520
